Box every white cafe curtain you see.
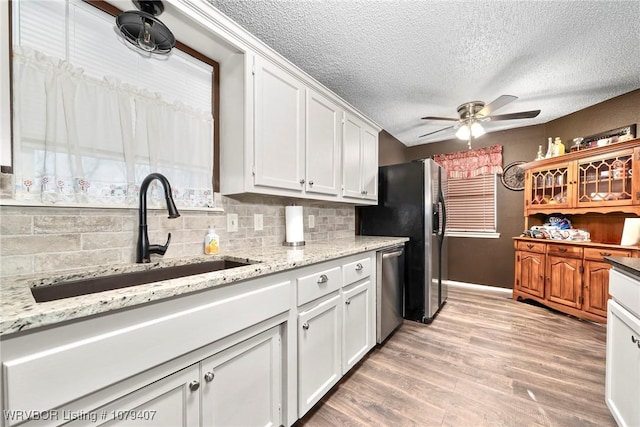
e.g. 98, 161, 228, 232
12, 47, 214, 208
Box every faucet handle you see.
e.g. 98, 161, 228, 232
149, 233, 172, 256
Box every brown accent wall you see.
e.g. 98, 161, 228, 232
384, 89, 640, 289
378, 130, 409, 166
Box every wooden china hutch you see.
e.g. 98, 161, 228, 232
513, 138, 640, 323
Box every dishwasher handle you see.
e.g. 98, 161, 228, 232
382, 249, 404, 259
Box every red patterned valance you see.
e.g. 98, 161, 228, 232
433, 144, 503, 178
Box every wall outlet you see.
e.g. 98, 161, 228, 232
254, 214, 263, 231
227, 213, 239, 232
308, 214, 315, 229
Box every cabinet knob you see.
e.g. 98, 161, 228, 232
558, 248, 567, 253
309, 180, 314, 186
300, 179, 305, 185
189, 380, 200, 392
355, 263, 363, 271
600, 252, 612, 257
527, 244, 534, 249
317, 274, 329, 284
204, 371, 215, 382
302, 322, 310, 330
345, 299, 351, 305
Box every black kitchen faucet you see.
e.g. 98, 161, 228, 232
136, 173, 180, 263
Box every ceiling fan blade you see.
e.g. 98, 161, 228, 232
421, 116, 459, 121
488, 110, 541, 121
419, 125, 454, 138
476, 95, 518, 117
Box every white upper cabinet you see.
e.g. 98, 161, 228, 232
305, 89, 342, 196
343, 112, 379, 202
253, 56, 306, 192
207, 1, 380, 203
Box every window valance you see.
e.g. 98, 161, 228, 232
433, 144, 503, 178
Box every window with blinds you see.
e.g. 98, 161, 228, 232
446, 174, 496, 232
13, 0, 213, 112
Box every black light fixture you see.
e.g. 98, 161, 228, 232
116, 0, 176, 55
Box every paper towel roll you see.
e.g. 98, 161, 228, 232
620, 218, 640, 246
285, 205, 305, 244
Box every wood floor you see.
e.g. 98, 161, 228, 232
296, 286, 615, 427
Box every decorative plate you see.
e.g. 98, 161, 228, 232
501, 161, 526, 191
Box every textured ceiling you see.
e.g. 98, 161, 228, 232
207, 0, 640, 146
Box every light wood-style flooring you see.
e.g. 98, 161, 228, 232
296, 286, 615, 427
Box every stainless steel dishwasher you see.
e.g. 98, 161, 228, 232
376, 245, 405, 343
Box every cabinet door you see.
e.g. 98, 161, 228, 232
342, 113, 364, 199
360, 126, 379, 200
306, 89, 341, 196
66, 365, 200, 427
576, 149, 634, 208
515, 250, 545, 298
201, 326, 282, 427
254, 56, 305, 192
298, 294, 341, 417
606, 300, 640, 427
525, 164, 573, 214
583, 260, 611, 318
546, 255, 582, 308
342, 281, 372, 373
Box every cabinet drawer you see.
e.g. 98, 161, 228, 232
609, 269, 640, 315
547, 244, 583, 258
297, 267, 342, 306
584, 247, 632, 261
343, 257, 371, 286
516, 241, 546, 253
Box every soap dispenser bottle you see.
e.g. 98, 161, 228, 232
204, 226, 220, 254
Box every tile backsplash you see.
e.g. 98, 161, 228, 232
0, 193, 355, 278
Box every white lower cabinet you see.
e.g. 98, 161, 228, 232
63, 326, 283, 427
67, 365, 200, 427
342, 280, 372, 373
296, 253, 376, 418
201, 327, 282, 427
297, 294, 342, 417
606, 299, 640, 427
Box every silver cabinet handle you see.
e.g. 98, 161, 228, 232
189, 380, 200, 392
632, 335, 640, 348
345, 299, 351, 305
204, 371, 215, 382
355, 263, 363, 271
300, 179, 305, 185
302, 322, 309, 330
317, 274, 328, 284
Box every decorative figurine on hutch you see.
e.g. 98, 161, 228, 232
551, 137, 565, 157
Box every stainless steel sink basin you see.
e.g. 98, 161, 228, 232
31, 259, 252, 303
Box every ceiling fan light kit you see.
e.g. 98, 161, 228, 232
420, 95, 541, 144
116, 0, 176, 55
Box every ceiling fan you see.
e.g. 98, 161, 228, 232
419, 95, 541, 141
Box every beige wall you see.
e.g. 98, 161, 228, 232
0, 195, 354, 278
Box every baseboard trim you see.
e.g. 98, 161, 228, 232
444, 280, 513, 298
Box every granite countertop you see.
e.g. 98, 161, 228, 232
605, 256, 640, 278
0, 236, 408, 336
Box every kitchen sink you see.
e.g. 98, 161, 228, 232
31, 259, 253, 303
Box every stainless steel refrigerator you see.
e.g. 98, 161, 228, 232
359, 159, 448, 323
